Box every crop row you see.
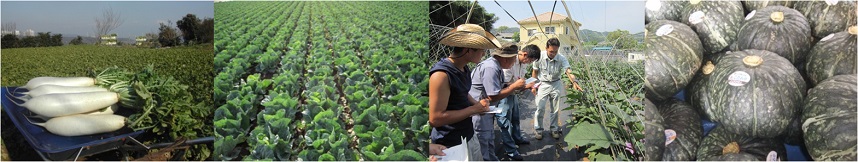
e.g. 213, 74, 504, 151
213, 1, 429, 161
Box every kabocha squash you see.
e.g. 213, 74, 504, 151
704, 152, 760, 161
737, 6, 814, 65
708, 49, 805, 138
802, 74, 857, 161
795, 0, 858, 39
644, 99, 665, 161
742, 1, 796, 14
645, 0, 686, 23
805, 26, 858, 87
656, 99, 702, 161
681, 0, 744, 55
697, 126, 787, 161
686, 53, 727, 121
644, 20, 703, 101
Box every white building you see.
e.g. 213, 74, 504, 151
136, 36, 147, 46
101, 34, 118, 46
0, 30, 18, 36
627, 52, 644, 62
25, 29, 35, 37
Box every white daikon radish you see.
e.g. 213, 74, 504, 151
22, 85, 109, 98
16, 91, 120, 117
27, 104, 118, 121
85, 104, 118, 115
31, 114, 125, 136
24, 77, 96, 90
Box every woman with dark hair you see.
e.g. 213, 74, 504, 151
428, 24, 499, 158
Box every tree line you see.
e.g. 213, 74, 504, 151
147, 14, 214, 48
1, 32, 63, 49
1, 12, 213, 49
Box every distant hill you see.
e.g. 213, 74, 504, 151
578, 29, 644, 44
492, 27, 519, 33
632, 32, 644, 41
578, 29, 606, 43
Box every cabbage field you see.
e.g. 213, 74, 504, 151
212, 1, 430, 161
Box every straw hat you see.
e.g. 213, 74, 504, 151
492, 42, 518, 57
440, 24, 502, 50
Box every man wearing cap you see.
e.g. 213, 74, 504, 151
429, 24, 499, 159
469, 42, 527, 161
496, 44, 541, 160
531, 38, 583, 140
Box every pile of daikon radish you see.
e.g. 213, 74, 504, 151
7, 67, 141, 136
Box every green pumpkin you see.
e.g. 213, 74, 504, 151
656, 99, 703, 161
697, 126, 787, 161
805, 26, 858, 86
736, 6, 814, 65
707, 49, 805, 138
802, 74, 857, 161
644, 20, 703, 101
645, 0, 687, 23
681, 0, 744, 55
644, 99, 665, 161
686, 53, 728, 121
742, 0, 796, 14
795, 0, 858, 39
705, 152, 761, 161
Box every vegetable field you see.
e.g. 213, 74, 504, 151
212, 1, 429, 161
1, 45, 214, 160
563, 55, 645, 161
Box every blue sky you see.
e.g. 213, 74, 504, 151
479, 0, 644, 33
1, 1, 213, 38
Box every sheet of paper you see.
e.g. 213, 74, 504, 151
436, 137, 469, 161
525, 77, 538, 84
485, 106, 502, 114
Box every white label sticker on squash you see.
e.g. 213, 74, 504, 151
821, 33, 835, 42
646, 0, 662, 11
689, 11, 705, 24
825, 0, 839, 6
766, 151, 779, 161
728, 71, 751, 86
745, 10, 757, 20
664, 129, 677, 146
656, 24, 674, 36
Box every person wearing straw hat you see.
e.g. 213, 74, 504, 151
468, 42, 527, 161
531, 38, 584, 140
496, 44, 541, 160
429, 24, 499, 157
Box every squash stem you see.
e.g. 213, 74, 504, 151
722, 142, 740, 154
702, 61, 715, 74
743, 56, 763, 67
770, 12, 784, 23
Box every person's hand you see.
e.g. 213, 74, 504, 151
429, 144, 447, 156
471, 98, 491, 115
531, 87, 537, 96
525, 81, 536, 89
510, 78, 526, 90
480, 98, 491, 109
